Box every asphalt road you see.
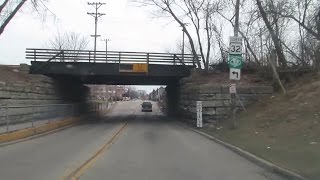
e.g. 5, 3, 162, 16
0, 101, 285, 180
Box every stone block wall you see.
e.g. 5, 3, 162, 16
179, 83, 274, 123
0, 64, 89, 125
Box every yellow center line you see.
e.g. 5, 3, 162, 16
64, 122, 128, 180
64, 104, 138, 180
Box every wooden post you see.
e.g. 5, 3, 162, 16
230, 0, 240, 129
89, 51, 91, 63
173, 54, 176, 65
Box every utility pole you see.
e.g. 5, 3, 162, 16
229, 0, 241, 129
101, 38, 110, 62
87, 2, 106, 62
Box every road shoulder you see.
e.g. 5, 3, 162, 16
179, 122, 309, 180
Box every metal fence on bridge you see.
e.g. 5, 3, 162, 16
26, 48, 199, 66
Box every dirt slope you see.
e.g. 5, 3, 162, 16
203, 73, 320, 180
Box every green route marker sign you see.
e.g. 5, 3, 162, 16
228, 54, 243, 69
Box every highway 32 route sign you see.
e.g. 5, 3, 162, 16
229, 36, 242, 55
228, 36, 243, 81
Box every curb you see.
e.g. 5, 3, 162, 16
0, 122, 80, 147
0, 117, 82, 144
0, 102, 118, 145
185, 126, 309, 180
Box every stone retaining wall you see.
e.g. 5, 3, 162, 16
0, 64, 89, 125
179, 83, 274, 123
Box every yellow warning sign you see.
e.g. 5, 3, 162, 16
133, 63, 148, 73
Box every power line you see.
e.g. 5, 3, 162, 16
87, 2, 106, 62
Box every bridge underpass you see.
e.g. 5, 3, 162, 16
27, 48, 198, 115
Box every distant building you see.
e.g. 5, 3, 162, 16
88, 85, 118, 101
149, 87, 166, 101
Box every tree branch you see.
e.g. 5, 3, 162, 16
0, 0, 27, 36
276, 11, 320, 40
0, 0, 10, 14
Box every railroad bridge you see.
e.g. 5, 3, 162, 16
27, 49, 199, 85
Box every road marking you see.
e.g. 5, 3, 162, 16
64, 122, 128, 180
64, 102, 139, 180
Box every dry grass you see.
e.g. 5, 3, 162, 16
0, 65, 30, 82
202, 73, 320, 180
182, 70, 268, 86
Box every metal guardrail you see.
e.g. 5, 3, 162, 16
26, 48, 200, 66
0, 102, 110, 134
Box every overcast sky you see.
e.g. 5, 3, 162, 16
0, 0, 184, 92
0, 0, 184, 64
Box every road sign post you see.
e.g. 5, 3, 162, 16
196, 101, 202, 128
228, 36, 243, 129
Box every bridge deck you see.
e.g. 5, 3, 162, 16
27, 49, 199, 85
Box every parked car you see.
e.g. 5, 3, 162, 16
141, 101, 152, 112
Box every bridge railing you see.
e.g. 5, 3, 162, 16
26, 48, 199, 66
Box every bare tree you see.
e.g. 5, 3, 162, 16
184, 0, 220, 70
255, 0, 287, 68
136, 0, 220, 68
276, 0, 320, 41
0, 0, 52, 37
0, 0, 27, 36
46, 31, 89, 61
47, 32, 89, 51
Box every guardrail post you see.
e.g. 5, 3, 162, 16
147, 53, 150, 65
61, 50, 65, 62
193, 56, 196, 66
106, 51, 108, 63
118, 52, 121, 71
173, 54, 176, 65
33, 49, 36, 62
6, 105, 9, 133
89, 51, 91, 63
